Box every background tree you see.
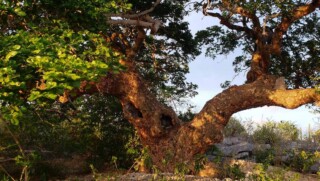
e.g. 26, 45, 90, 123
0, 0, 319, 174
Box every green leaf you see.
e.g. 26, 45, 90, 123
28, 91, 41, 101
12, 45, 21, 50
5, 51, 18, 61
68, 73, 81, 80
14, 8, 26, 17
43, 92, 57, 100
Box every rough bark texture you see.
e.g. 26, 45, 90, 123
72, 0, 320, 172
77, 68, 320, 172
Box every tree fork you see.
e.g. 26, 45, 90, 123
75, 66, 320, 172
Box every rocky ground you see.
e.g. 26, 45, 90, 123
63, 159, 319, 181
65, 171, 319, 181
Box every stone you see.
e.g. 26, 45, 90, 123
254, 144, 271, 151
217, 142, 254, 157
235, 152, 250, 159
222, 137, 241, 146
310, 161, 320, 173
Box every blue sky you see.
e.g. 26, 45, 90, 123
184, 9, 320, 134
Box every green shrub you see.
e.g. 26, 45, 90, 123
277, 121, 299, 141
249, 163, 300, 181
223, 117, 247, 137
0, 94, 140, 179
252, 120, 299, 145
286, 150, 320, 173
226, 164, 245, 180
254, 149, 275, 169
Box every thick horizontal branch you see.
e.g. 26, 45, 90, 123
194, 76, 320, 127
268, 89, 320, 109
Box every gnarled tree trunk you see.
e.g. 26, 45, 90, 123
75, 0, 320, 173
78, 67, 319, 172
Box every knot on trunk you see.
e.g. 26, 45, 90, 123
124, 102, 143, 118
160, 114, 173, 129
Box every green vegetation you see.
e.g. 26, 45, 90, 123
252, 120, 299, 145
223, 117, 248, 137
0, 0, 319, 180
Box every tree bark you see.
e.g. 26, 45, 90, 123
77, 0, 320, 172
77, 67, 320, 172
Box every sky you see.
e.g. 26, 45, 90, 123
184, 7, 320, 134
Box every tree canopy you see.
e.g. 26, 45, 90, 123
195, 0, 320, 89
0, 0, 319, 174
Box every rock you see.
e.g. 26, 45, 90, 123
222, 137, 242, 146
310, 161, 320, 173
234, 152, 250, 159
217, 142, 254, 157
117, 173, 221, 181
254, 144, 271, 150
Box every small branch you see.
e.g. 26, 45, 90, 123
206, 12, 254, 36
132, 28, 146, 53
125, 27, 146, 62
0, 164, 15, 181
107, 0, 161, 19
262, 13, 281, 34
272, 0, 320, 54
0, 116, 25, 158
107, 17, 162, 34
221, 0, 261, 28
108, 19, 154, 29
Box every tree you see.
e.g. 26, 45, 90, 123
0, 0, 319, 173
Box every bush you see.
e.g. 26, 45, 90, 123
253, 122, 280, 145
223, 117, 247, 137
0, 94, 141, 179
276, 121, 299, 141
252, 120, 299, 145
254, 149, 275, 168
225, 164, 246, 180
286, 150, 320, 173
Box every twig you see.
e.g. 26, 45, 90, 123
0, 164, 16, 181
107, 0, 161, 19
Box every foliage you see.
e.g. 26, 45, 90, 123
194, 1, 320, 88
313, 129, 320, 143
0, 2, 123, 112
194, 154, 207, 173
252, 120, 299, 145
253, 122, 281, 145
0, 94, 138, 179
249, 163, 300, 181
0, 0, 199, 178
0, 0, 319, 178
225, 164, 246, 180
178, 108, 196, 122
223, 117, 248, 137
254, 149, 276, 169
286, 150, 320, 173
206, 145, 223, 164
276, 121, 300, 141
